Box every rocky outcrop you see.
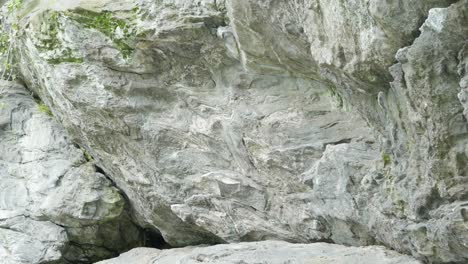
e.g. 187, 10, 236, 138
96, 241, 422, 264
0, 81, 145, 263
17, 0, 377, 247
0, 0, 465, 263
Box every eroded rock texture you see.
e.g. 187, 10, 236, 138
17, 0, 376, 247
96, 241, 422, 264
0, 0, 466, 263
0, 81, 144, 263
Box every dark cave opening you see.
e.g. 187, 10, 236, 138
143, 228, 171, 249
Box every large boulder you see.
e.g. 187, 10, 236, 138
0, 81, 145, 263
7, 0, 468, 263
17, 0, 375, 247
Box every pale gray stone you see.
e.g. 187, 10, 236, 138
2, 0, 466, 263
0, 81, 144, 263
96, 241, 422, 264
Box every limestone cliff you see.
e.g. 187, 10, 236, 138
0, 0, 466, 263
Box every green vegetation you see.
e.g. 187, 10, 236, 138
37, 102, 53, 116
39, 11, 60, 50
207, 2, 227, 12
327, 86, 344, 109
35, 12, 84, 65
83, 149, 94, 161
6, 0, 23, 13
0, 0, 24, 80
66, 9, 135, 59
47, 56, 83, 64
33, 8, 137, 63
382, 153, 391, 167
46, 47, 83, 64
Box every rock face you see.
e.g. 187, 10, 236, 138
0, 0, 465, 263
96, 241, 422, 264
0, 81, 145, 263
17, 0, 378, 248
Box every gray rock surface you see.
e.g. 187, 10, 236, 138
459, 42, 468, 124
0, 0, 465, 263
96, 241, 422, 264
0, 81, 144, 263
17, 0, 381, 246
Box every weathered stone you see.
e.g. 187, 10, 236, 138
96, 241, 422, 264
0, 81, 144, 263
4, 0, 466, 263
17, 0, 376, 248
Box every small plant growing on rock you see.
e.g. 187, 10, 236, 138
37, 102, 53, 116
382, 153, 391, 167
327, 85, 345, 109
83, 149, 94, 162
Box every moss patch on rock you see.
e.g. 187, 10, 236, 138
34, 11, 84, 65
37, 11, 61, 50
66, 9, 136, 59
327, 86, 344, 109
37, 102, 52, 116
382, 153, 391, 167
47, 56, 83, 64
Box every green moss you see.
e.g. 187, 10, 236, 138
114, 40, 133, 59
0, 32, 9, 55
131, 6, 140, 20
46, 45, 84, 65
7, 0, 23, 14
327, 86, 344, 108
0, 0, 25, 80
66, 9, 135, 59
39, 11, 61, 50
382, 153, 391, 167
35, 13, 83, 65
47, 56, 83, 64
37, 103, 53, 116
36, 10, 133, 62
83, 149, 93, 161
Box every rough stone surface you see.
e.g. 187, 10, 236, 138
0, 81, 144, 263
96, 241, 422, 264
459, 43, 468, 125
18, 0, 377, 247
1, 0, 465, 263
